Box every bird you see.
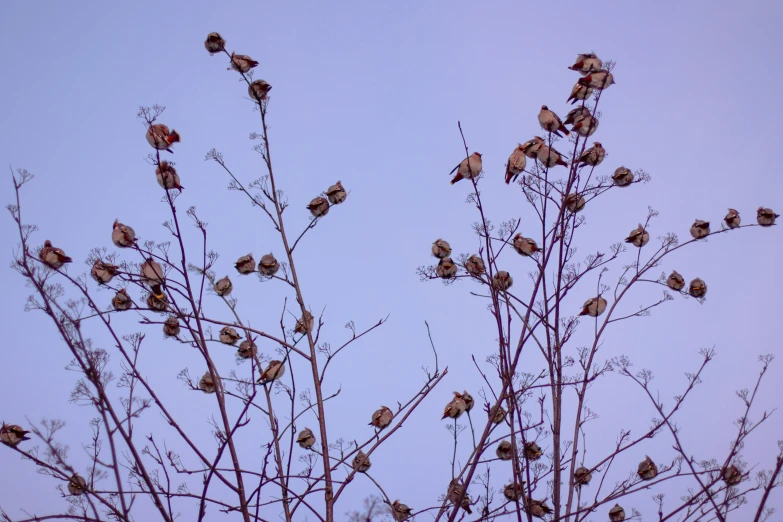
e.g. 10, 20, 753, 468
237, 340, 257, 359
392, 500, 413, 522
258, 253, 280, 276
295, 311, 315, 335
513, 234, 539, 256
757, 207, 779, 227
156, 161, 185, 190
39, 240, 72, 269
352, 450, 371, 473
90, 260, 119, 285
234, 253, 256, 275
140, 258, 164, 287
215, 276, 232, 297
572, 114, 599, 137
690, 219, 711, 239
724, 208, 741, 229
496, 440, 514, 460
297, 428, 316, 450
524, 441, 543, 460
637, 455, 658, 480
112, 289, 133, 311
431, 239, 452, 259
689, 278, 707, 298
567, 82, 594, 104
489, 405, 506, 424
163, 316, 180, 337
579, 296, 607, 317
369, 406, 393, 430
436, 257, 458, 279
258, 360, 286, 383
722, 465, 742, 486
449, 152, 483, 185
199, 371, 216, 393
441, 392, 468, 420
461, 391, 475, 411
465, 254, 485, 277
536, 145, 569, 168
565, 193, 586, 213
307, 197, 330, 218
228, 52, 259, 73
0, 424, 31, 447
248, 79, 272, 102
146, 289, 169, 312
564, 106, 591, 126
112, 220, 136, 247
447, 480, 472, 514
526, 499, 552, 518
505, 144, 528, 184
538, 105, 570, 137
625, 224, 649, 247
146, 124, 180, 153
520, 136, 545, 158
609, 504, 626, 522
666, 270, 685, 291
574, 466, 592, 486
578, 69, 615, 90
68, 474, 88, 496
204, 32, 226, 54
503, 483, 524, 501
577, 142, 606, 167
568, 52, 602, 75
492, 271, 513, 291
219, 326, 241, 345
612, 166, 634, 187
326, 181, 347, 204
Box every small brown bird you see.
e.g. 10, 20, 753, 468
112, 219, 136, 247
574, 466, 592, 486
577, 142, 606, 167
689, 278, 707, 298
503, 482, 524, 501
237, 339, 257, 359
447, 479, 472, 514
326, 181, 347, 204
496, 440, 514, 460
369, 406, 394, 430
140, 258, 165, 287
757, 207, 779, 227
296, 428, 316, 450
492, 271, 513, 291
146, 124, 180, 153
724, 208, 741, 229
219, 326, 241, 345
352, 450, 371, 473
506, 144, 528, 184
579, 296, 607, 317
520, 136, 545, 158
248, 79, 272, 102
391, 500, 413, 522
258, 360, 286, 383
146, 289, 169, 312
465, 254, 485, 277
431, 239, 452, 259
199, 370, 216, 393
625, 224, 649, 248
690, 219, 711, 239
565, 193, 586, 213
722, 464, 742, 486
612, 166, 634, 187
568, 52, 602, 75
513, 234, 539, 256
163, 316, 180, 337
489, 405, 506, 424
637, 455, 658, 480
526, 499, 552, 518
90, 260, 119, 285
524, 441, 543, 460
441, 392, 468, 420
572, 114, 599, 137
235, 253, 256, 275
156, 161, 185, 190
666, 270, 685, 291
436, 257, 458, 279
449, 152, 483, 185
538, 105, 570, 137
257, 253, 280, 276
564, 106, 591, 126
461, 391, 474, 411
214, 276, 232, 297
609, 504, 626, 522
0, 424, 31, 447
39, 240, 73, 269
567, 82, 594, 104
578, 69, 615, 90
204, 32, 226, 54
68, 474, 88, 496
113, 289, 133, 311
228, 52, 259, 73
536, 145, 569, 168
307, 196, 330, 218
294, 311, 315, 335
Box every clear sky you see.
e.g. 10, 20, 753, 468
1, 1, 782, 519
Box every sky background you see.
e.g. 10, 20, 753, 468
1, 1, 782, 520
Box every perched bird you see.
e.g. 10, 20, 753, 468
538, 105, 570, 137
258, 253, 280, 276
567, 82, 594, 104
503, 482, 524, 501
163, 316, 180, 337
447, 480, 472, 514
492, 271, 513, 291
520, 136, 545, 158
724, 208, 741, 229
568, 52, 602, 75
489, 405, 506, 424
258, 360, 286, 383
722, 464, 742, 486
248, 79, 272, 102
436, 257, 458, 279
505, 144, 528, 184
524, 441, 543, 460
666, 270, 685, 291
156, 161, 185, 190
625, 224, 649, 248
235, 253, 256, 275
465, 254, 485, 277
496, 440, 514, 460
449, 152, 483, 185
215, 276, 232, 297
574, 466, 592, 486
431, 239, 452, 259
219, 326, 241, 345
391, 500, 413, 522
572, 114, 599, 137
637, 455, 658, 480
565, 193, 586, 213
90, 260, 119, 285
326, 181, 347, 204
564, 106, 591, 126
307, 196, 330, 218
237, 339, 257, 359
513, 234, 539, 256
612, 166, 634, 187
228, 52, 259, 73
579, 296, 607, 317
146, 124, 180, 153
352, 450, 371, 473
609, 504, 626, 522
199, 370, 216, 393
0, 424, 31, 447
461, 391, 474, 411
294, 311, 315, 335
441, 392, 468, 420
140, 258, 165, 287
525, 499, 552, 518
536, 145, 569, 168
204, 32, 226, 54
578, 69, 615, 90
757, 207, 779, 227
690, 219, 711, 239
369, 406, 394, 430
689, 278, 707, 298
39, 240, 73, 269
112, 289, 133, 311
577, 142, 605, 167
112, 220, 136, 247
146, 289, 169, 312
68, 474, 88, 496
296, 428, 316, 450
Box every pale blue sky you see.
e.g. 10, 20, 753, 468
2, 1, 782, 519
